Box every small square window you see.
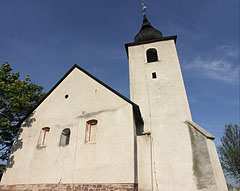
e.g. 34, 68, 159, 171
152, 72, 157, 79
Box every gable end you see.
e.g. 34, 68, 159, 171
17, 64, 143, 127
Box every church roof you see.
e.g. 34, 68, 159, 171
18, 64, 143, 127
134, 15, 163, 43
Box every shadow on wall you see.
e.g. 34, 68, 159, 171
5, 112, 36, 169
0, 164, 6, 181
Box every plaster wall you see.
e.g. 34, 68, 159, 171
188, 125, 218, 190
1, 68, 136, 185
207, 139, 228, 191
188, 124, 228, 191
128, 40, 196, 190
137, 135, 152, 191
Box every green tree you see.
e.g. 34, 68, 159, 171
0, 62, 46, 161
218, 123, 240, 181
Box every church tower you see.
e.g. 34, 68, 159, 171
126, 6, 192, 135
125, 5, 228, 191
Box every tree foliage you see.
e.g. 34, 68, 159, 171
218, 123, 240, 181
0, 62, 46, 161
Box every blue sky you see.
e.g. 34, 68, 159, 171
0, 0, 239, 164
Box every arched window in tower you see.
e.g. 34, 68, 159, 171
85, 119, 98, 143
59, 128, 71, 146
146, 48, 158, 62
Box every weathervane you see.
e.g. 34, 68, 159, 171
142, 3, 147, 16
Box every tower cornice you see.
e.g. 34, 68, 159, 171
125, 35, 177, 57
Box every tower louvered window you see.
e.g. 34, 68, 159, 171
147, 48, 158, 62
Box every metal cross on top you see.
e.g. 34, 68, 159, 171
142, 3, 147, 16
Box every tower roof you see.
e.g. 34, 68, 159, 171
134, 10, 163, 43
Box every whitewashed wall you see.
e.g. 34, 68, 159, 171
2, 68, 136, 185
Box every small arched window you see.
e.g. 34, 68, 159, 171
147, 48, 158, 62
37, 127, 50, 147
85, 119, 98, 143
59, 128, 71, 146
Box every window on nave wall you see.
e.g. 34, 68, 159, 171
85, 119, 97, 143
147, 48, 158, 63
37, 127, 50, 147
59, 128, 71, 146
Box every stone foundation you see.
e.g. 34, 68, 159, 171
0, 183, 138, 191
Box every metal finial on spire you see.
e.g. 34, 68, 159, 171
142, 3, 147, 16
134, 2, 163, 43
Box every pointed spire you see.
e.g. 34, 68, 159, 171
134, 4, 163, 43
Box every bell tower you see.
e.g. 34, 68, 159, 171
125, 6, 192, 135
125, 5, 228, 191
125, 8, 194, 189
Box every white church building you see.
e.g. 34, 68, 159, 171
0, 9, 228, 191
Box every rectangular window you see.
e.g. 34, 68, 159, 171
85, 120, 97, 143
152, 72, 157, 79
